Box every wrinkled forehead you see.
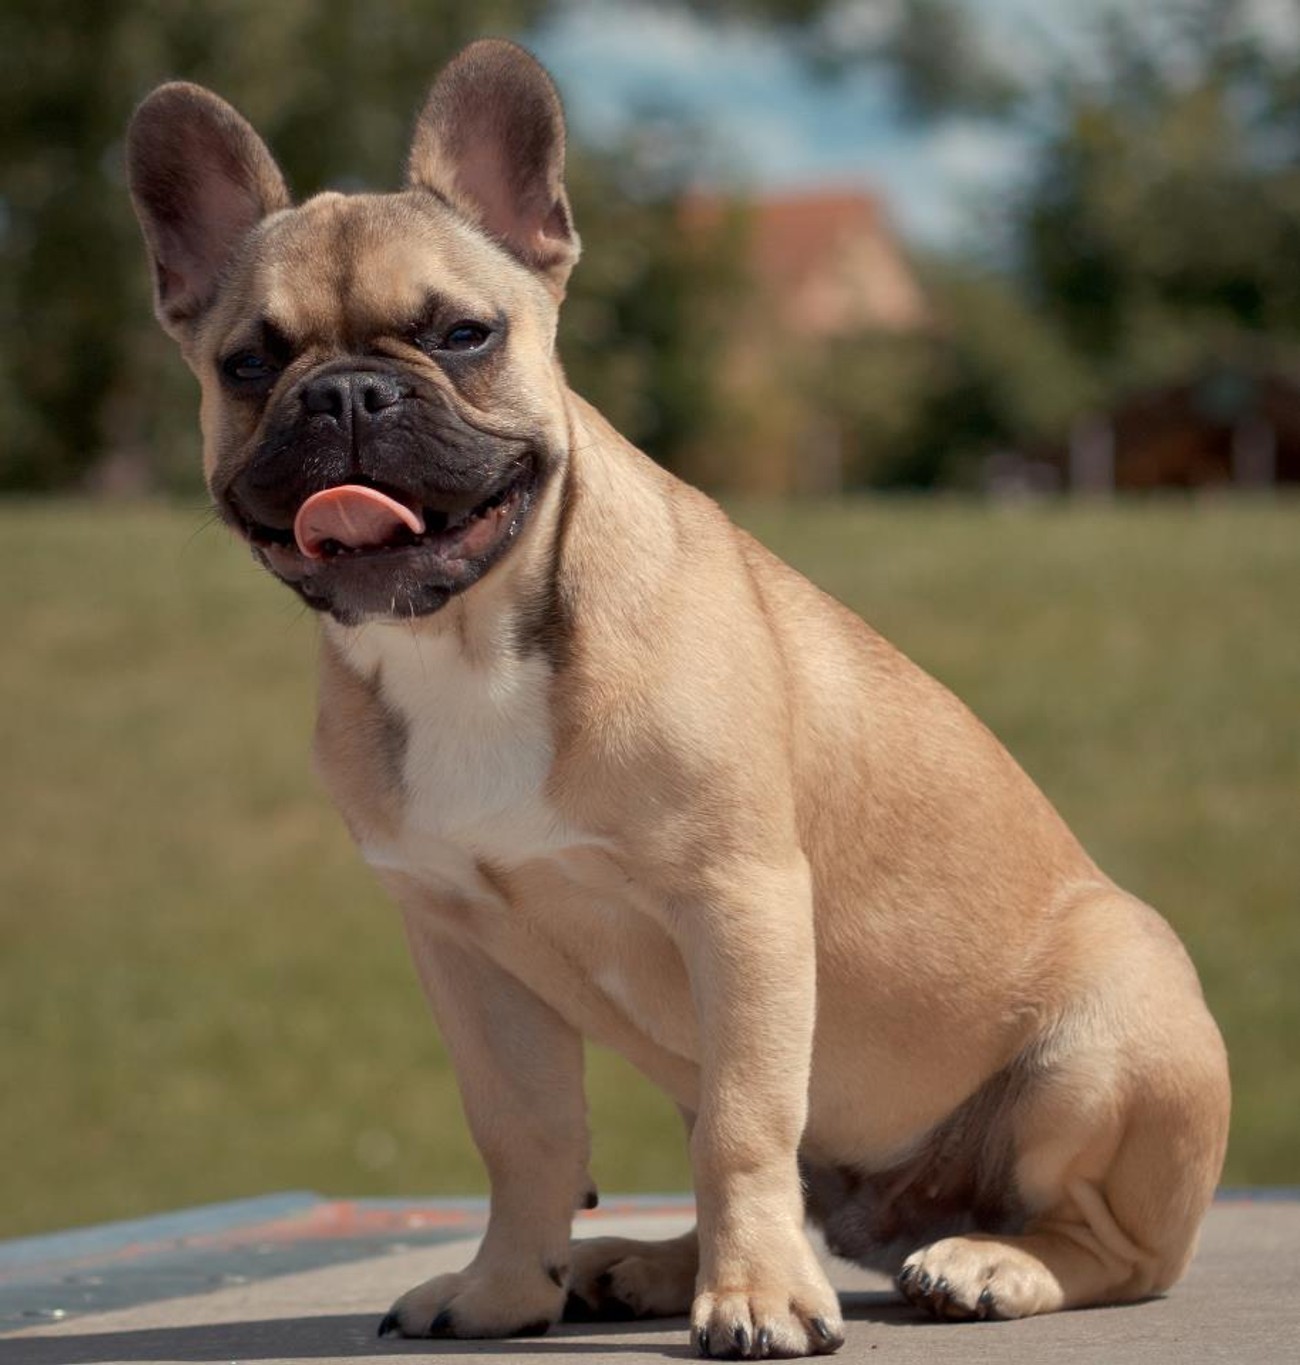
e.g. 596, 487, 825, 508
226, 191, 545, 346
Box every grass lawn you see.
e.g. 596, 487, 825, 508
0, 495, 1296, 1239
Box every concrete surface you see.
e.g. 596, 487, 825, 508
2, 1194, 1296, 1364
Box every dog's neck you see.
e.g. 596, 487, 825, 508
325, 387, 681, 675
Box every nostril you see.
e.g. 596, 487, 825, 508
357, 373, 403, 415
301, 370, 404, 421
303, 374, 348, 419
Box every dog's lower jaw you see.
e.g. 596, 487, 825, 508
245, 463, 541, 623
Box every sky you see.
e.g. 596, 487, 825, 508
531, 0, 1300, 249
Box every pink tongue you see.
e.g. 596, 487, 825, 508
293, 485, 426, 558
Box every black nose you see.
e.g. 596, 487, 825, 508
302, 370, 404, 422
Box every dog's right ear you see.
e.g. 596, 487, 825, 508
127, 83, 290, 341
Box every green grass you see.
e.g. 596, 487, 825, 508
0, 496, 1296, 1239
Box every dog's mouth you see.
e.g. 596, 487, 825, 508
240, 460, 533, 565
227, 457, 539, 620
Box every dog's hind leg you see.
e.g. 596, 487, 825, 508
566, 1227, 699, 1321
566, 1107, 698, 1322
899, 896, 1230, 1320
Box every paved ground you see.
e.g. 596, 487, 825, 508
1, 1193, 1296, 1364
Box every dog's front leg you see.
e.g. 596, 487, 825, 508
681, 855, 844, 1359
379, 902, 587, 1340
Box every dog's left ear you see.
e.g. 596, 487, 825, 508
408, 39, 579, 296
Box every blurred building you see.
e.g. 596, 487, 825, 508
713, 190, 930, 339
681, 189, 930, 494
1057, 368, 1300, 494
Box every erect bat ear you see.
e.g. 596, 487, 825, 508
127, 83, 291, 340
407, 39, 580, 297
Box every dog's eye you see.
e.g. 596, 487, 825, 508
222, 352, 280, 384
440, 322, 492, 353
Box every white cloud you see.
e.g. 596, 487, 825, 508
1243, 0, 1300, 52
924, 118, 1026, 187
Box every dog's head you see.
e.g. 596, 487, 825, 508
128, 40, 579, 624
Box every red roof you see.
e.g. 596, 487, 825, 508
682, 188, 928, 337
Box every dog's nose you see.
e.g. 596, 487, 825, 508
302, 371, 404, 421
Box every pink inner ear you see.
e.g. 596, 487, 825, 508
157, 150, 279, 318
454, 137, 547, 257
441, 130, 572, 280
169, 179, 265, 309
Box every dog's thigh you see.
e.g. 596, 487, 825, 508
900, 898, 1230, 1321
380, 906, 589, 1340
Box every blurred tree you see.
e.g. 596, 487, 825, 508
0, 0, 545, 493
0, 0, 1043, 493
693, 0, 1020, 118
823, 266, 1095, 490
808, 0, 1300, 489
1020, 3, 1300, 369
11, 0, 1300, 494
562, 135, 751, 477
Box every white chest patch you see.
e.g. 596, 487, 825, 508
337, 619, 595, 898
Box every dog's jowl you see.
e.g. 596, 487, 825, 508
128, 40, 1229, 1359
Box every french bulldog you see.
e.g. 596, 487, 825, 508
127, 38, 1230, 1360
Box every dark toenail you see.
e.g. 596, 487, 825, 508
812, 1316, 835, 1342
977, 1287, 996, 1320
934, 1276, 950, 1296
377, 1311, 399, 1338
563, 1291, 596, 1321
757, 1325, 774, 1355
734, 1324, 751, 1354
429, 1309, 453, 1334
898, 1264, 915, 1286
695, 1326, 711, 1357
917, 1271, 932, 1292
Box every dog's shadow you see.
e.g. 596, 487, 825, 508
1, 1313, 682, 1363
0, 1295, 933, 1364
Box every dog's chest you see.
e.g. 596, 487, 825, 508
340, 622, 591, 896
329, 622, 697, 1060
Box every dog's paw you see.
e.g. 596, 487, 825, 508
564, 1233, 697, 1321
690, 1256, 844, 1359
377, 1265, 564, 1340
897, 1235, 1063, 1321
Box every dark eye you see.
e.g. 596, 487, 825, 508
222, 351, 280, 384
440, 322, 492, 352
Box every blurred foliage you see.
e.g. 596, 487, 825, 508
7, 0, 1300, 494
869, 0, 1021, 119
798, 0, 1300, 490
1020, 5, 1300, 369
0, 0, 742, 494
561, 139, 752, 474
0, 0, 548, 493
698, 0, 1020, 118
